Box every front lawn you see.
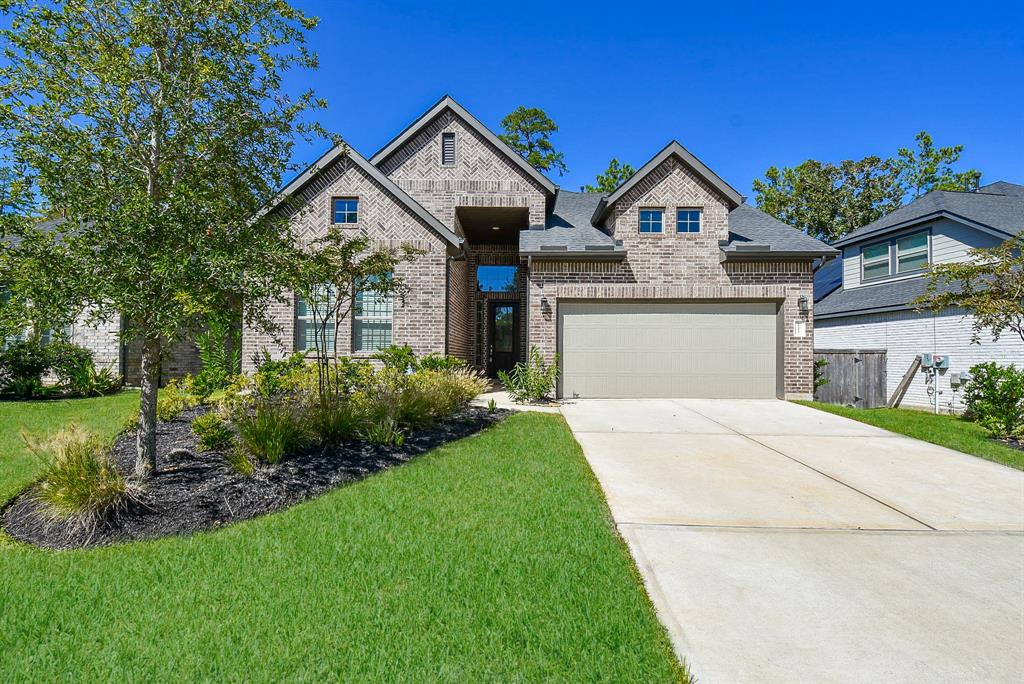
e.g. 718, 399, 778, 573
797, 401, 1024, 471
0, 395, 684, 682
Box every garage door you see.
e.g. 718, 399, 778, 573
559, 302, 778, 399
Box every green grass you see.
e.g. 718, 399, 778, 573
0, 396, 685, 682
796, 401, 1024, 470
0, 391, 139, 504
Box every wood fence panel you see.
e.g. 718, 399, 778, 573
814, 349, 887, 408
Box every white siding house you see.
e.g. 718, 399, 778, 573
815, 181, 1024, 410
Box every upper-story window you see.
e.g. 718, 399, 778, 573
676, 209, 702, 233
332, 197, 358, 224
441, 132, 456, 166
896, 232, 929, 273
639, 209, 663, 233
861, 230, 930, 282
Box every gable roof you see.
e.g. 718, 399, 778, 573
591, 141, 744, 224
519, 191, 624, 257
369, 95, 557, 196
263, 140, 461, 248
833, 181, 1024, 248
723, 204, 837, 259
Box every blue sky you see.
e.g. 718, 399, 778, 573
288, 0, 1022, 198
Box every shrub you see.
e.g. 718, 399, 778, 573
962, 362, 1024, 439
307, 397, 361, 444
417, 353, 467, 372
0, 337, 51, 397
50, 343, 122, 396
251, 350, 307, 398
24, 425, 132, 528
362, 416, 404, 446
156, 377, 202, 421
196, 317, 241, 386
225, 445, 254, 477
372, 344, 417, 372
813, 358, 830, 393
402, 368, 486, 426
498, 347, 559, 403
235, 400, 309, 464
191, 412, 235, 452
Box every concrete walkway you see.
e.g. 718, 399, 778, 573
561, 399, 1024, 683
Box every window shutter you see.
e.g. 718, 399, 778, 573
442, 132, 455, 165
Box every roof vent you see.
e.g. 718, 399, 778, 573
733, 243, 771, 252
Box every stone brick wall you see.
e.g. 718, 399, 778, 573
525, 155, 817, 399
71, 312, 122, 373
446, 257, 471, 361
376, 109, 548, 231
242, 155, 450, 372
464, 244, 527, 369
124, 336, 202, 386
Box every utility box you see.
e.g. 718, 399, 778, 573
933, 355, 950, 370
921, 353, 933, 368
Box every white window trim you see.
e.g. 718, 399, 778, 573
675, 207, 702, 233
352, 283, 394, 353
861, 241, 891, 281
295, 285, 337, 353
639, 208, 664, 234
895, 231, 930, 274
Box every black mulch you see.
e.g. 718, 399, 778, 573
3, 406, 509, 550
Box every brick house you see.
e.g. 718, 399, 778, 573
243, 95, 835, 399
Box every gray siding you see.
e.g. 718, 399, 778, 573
814, 308, 1024, 410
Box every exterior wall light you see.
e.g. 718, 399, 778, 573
797, 295, 809, 314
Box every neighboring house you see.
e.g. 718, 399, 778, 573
814, 181, 1024, 410
244, 95, 835, 399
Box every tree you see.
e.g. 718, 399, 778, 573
582, 158, 635, 193
0, 0, 326, 477
913, 236, 1024, 345
753, 157, 903, 243
291, 228, 418, 402
498, 106, 568, 176
753, 131, 981, 242
896, 131, 982, 199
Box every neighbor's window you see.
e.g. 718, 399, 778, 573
442, 132, 456, 166
896, 232, 929, 273
331, 197, 359, 224
861, 242, 890, 280
477, 265, 518, 293
676, 209, 702, 233
295, 284, 337, 352
353, 275, 393, 352
639, 209, 663, 233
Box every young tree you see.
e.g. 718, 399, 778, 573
754, 132, 981, 242
895, 131, 982, 199
0, 0, 326, 476
581, 158, 636, 193
913, 236, 1024, 345
498, 106, 568, 175
292, 228, 418, 402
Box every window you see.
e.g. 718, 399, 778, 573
441, 132, 456, 166
861, 241, 891, 281
476, 265, 518, 293
676, 209, 702, 233
639, 209, 663, 233
896, 232, 929, 273
331, 198, 358, 224
353, 276, 393, 352
295, 284, 337, 352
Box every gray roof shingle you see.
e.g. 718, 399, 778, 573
834, 181, 1024, 247
815, 276, 959, 319
724, 204, 837, 257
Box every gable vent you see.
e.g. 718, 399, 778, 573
441, 132, 455, 166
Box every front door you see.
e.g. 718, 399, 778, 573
487, 301, 519, 377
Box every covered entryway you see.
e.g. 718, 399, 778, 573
558, 301, 779, 398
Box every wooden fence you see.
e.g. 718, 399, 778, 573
814, 349, 888, 408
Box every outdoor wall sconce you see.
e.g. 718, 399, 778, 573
797, 295, 809, 314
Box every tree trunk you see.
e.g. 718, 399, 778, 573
135, 336, 161, 476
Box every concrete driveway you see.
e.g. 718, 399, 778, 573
561, 399, 1024, 683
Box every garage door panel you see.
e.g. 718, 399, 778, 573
559, 302, 778, 399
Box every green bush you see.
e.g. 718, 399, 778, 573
225, 445, 254, 477
24, 425, 131, 527
0, 337, 51, 397
417, 353, 467, 372
401, 369, 487, 427
196, 317, 241, 392
251, 350, 307, 398
498, 347, 559, 403
235, 400, 309, 464
362, 416, 404, 446
307, 397, 361, 444
191, 411, 235, 452
372, 344, 417, 372
156, 377, 202, 421
962, 362, 1024, 439
50, 342, 122, 396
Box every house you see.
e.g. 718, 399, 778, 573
814, 181, 1024, 410
243, 95, 835, 399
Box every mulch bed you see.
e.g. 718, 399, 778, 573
3, 405, 508, 550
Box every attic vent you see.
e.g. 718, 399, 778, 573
441, 132, 455, 166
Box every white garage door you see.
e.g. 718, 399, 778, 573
558, 301, 779, 399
